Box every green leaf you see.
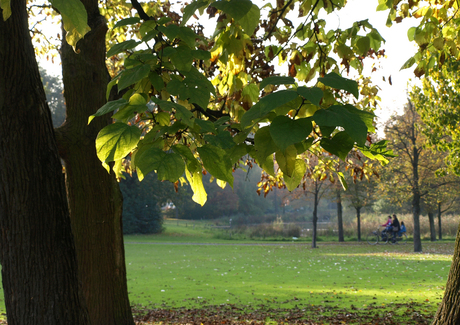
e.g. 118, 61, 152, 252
241, 90, 299, 128
407, 26, 416, 42
191, 49, 211, 60
400, 56, 416, 70
51, 0, 91, 50
1, 0, 11, 20
107, 40, 140, 57
175, 104, 195, 127
344, 104, 375, 133
169, 46, 194, 72
284, 159, 306, 191
88, 98, 128, 124
275, 145, 297, 177
318, 72, 359, 99
197, 144, 234, 186
195, 119, 216, 133
313, 105, 368, 146
96, 123, 141, 163
156, 112, 170, 126
158, 24, 180, 42
368, 31, 384, 50
358, 140, 396, 165
212, 0, 253, 21
204, 132, 235, 149
167, 67, 215, 109
254, 126, 279, 163
172, 144, 201, 173
238, 4, 261, 36
356, 36, 370, 56
260, 76, 295, 89
149, 72, 165, 91
151, 97, 182, 112
182, 0, 209, 26
112, 104, 147, 122
260, 154, 275, 176
269, 116, 312, 151
297, 86, 323, 106
178, 26, 197, 49
185, 168, 207, 206
118, 64, 151, 91
106, 75, 120, 100
294, 138, 314, 154
320, 131, 354, 161
225, 143, 248, 165
135, 145, 185, 182
242, 83, 259, 102
140, 20, 157, 40
113, 17, 141, 29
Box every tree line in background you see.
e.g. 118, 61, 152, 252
43, 66, 460, 241
43, 66, 460, 243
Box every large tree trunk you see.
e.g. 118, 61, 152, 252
356, 207, 361, 242
437, 202, 443, 240
428, 212, 436, 242
55, 1, 134, 324
337, 190, 344, 242
432, 222, 460, 324
0, 2, 90, 324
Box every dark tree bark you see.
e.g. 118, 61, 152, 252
427, 212, 436, 242
355, 207, 362, 242
337, 190, 344, 242
54, 1, 134, 324
432, 222, 460, 324
412, 191, 422, 252
0, 1, 90, 324
437, 202, 443, 240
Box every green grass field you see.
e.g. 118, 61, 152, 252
0, 220, 454, 324
124, 220, 455, 323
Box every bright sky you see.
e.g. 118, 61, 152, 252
38, 0, 420, 129
328, 0, 419, 133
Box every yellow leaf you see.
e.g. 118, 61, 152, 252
186, 169, 207, 206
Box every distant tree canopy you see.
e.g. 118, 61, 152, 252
119, 173, 163, 234
39, 67, 65, 127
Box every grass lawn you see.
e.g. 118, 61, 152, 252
0, 221, 453, 324
124, 222, 455, 324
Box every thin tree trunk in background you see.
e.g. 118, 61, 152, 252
0, 1, 90, 323
356, 207, 361, 242
437, 202, 442, 240
428, 212, 436, 242
412, 192, 422, 252
432, 222, 460, 324
337, 190, 344, 242
55, 1, 134, 323
311, 181, 318, 249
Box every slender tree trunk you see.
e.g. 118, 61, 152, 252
432, 222, 460, 324
356, 207, 361, 242
337, 190, 344, 242
0, 2, 90, 323
274, 186, 279, 216
311, 182, 318, 248
428, 212, 436, 242
55, 1, 134, 324
437, 202, 442, 240
413, 192, 422, 252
